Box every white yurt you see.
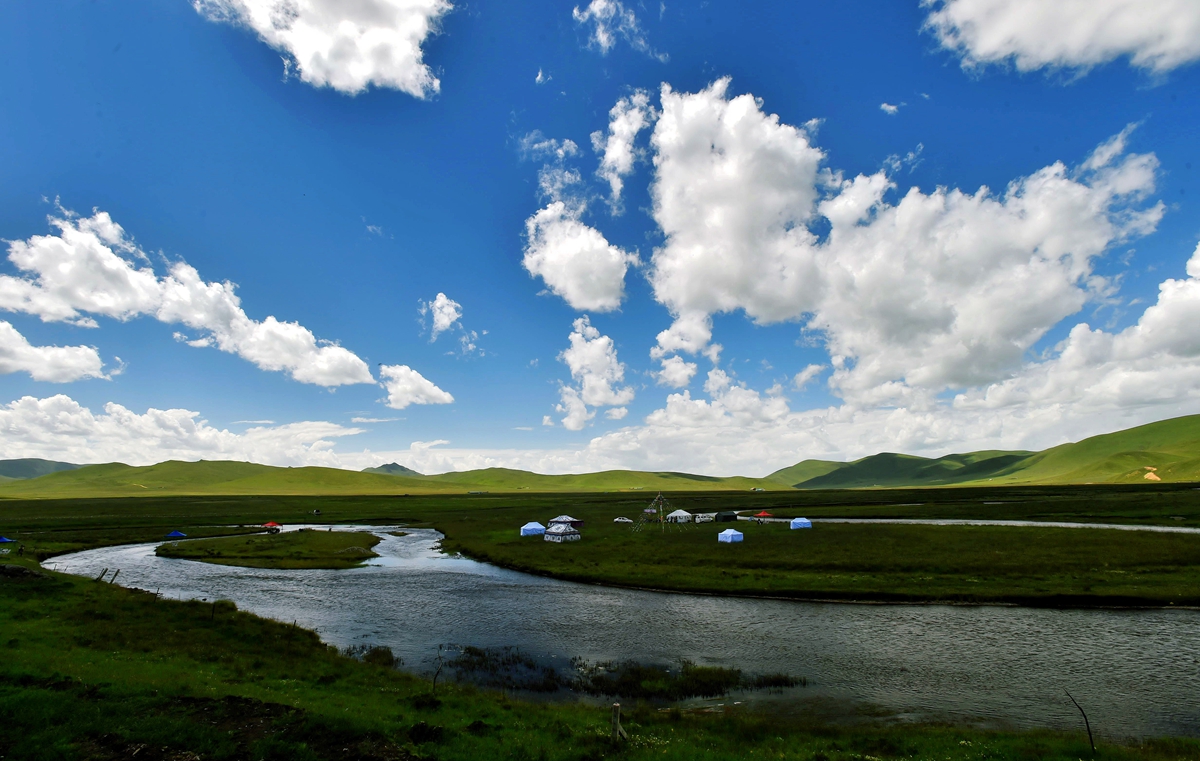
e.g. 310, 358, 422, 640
545, 523, 581, 543
790, 517, 812, 529
718, 528, 743, 543
665, 509, 692, 524
613, 516, 634, 524
548, 514, 583, 528
520, 521, 546, 536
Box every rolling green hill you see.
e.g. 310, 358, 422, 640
0, 458, 79, 480
763, 459, 845, 486
0, 460, 784, 498
1, 414, 1198, 498
777, 450, 1032, 489
771, 414, 1200, 488
362, 462, 424, 477
0, 460, 454, 498
416, 467, 788, 492
984, 414, 1200, 485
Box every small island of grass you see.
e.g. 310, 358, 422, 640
156, 529, 381, 569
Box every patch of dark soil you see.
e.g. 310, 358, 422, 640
0, 563, 47, 579
407, 721, 445, 744
465, 719, 493, 736
409, 693, 442, 710
77, 694, 414, 761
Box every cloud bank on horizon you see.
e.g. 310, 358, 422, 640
1, 0, 1198, 476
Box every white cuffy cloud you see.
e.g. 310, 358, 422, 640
572, 0, 663, 60
523, 202, 639, 312
0, 394, 361, 467
420, 292, 463, 340
792, 363, 824, 390
1, 209, 376, 387
379, 364, 454, 409
591, 90, 657, 212
555, 316, 634, 430
0, 321, 106, 383
923, 0, 1200, 74
655, 355, 697, 388
193, 0, 452, 97
649, 78, 827, 336
646, 79, 1164, 408
520, 133, 640, 312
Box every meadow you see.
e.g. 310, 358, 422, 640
156, 529, 382, 569
8, 555, 1197, 760
3, 485, 1200, 758
4, 482, 1200, 603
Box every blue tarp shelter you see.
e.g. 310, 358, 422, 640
790, 518, 812, 529
520, 521, 546, 536
0, 536, 13, 543
165, 530, 187, 538
718, 529, 743, 543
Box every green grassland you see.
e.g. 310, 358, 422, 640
156, 529, 382, 569
0, 460, 788, 499
0, 412, 1195, 501
442, 515, 1200, 606
773, 414, 1200, 488
5, 483, 1200, 606
3, 411, 1199, 499
7, 557, 1191, 761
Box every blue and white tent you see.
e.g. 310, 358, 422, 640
718, 528, 743, 543
0, 536, 14, 543
164, 530, 187, 538
520, 522, 546, 536
790, 517, 812, 529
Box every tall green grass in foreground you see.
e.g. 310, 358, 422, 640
2, 558, 1197, 760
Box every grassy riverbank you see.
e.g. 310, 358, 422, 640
440, 518, 1200, 607
4, 485, 1200, 605
156, 529, 382, 569
2, 557, 1196, 760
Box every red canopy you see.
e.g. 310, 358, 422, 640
263, 521, 282, 527
754, 511, 773, 518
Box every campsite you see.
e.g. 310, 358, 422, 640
2, 478, 1200, 758
7, 0, 1200, 756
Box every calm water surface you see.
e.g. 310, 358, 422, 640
49, 527, 1200, 738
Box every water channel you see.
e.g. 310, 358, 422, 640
49, 526, 1200, 739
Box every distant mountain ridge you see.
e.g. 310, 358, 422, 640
0, 458, 79, 480
768, 414, 1200, 488
767, 451, 1034, 489
0, 414, 1197, 498
362, 463, 423, 477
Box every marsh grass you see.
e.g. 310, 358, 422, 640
156, 529, 382, 569
1, 558, 1197, 760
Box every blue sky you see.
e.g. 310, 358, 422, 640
0, 0, 1198, 475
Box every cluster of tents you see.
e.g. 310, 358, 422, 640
518, 509, 813, 545
715, 512, 812, 543
162, 521, 284, 541
520, 515, 582, 543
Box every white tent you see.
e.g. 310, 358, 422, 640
613, 516, 633, 524
520, 521, 546, 536
545, 523, 581, 543
665, 509, 692, 523
718, 528, 743, 543
790, 517, 812, 529
548, 514, 582, 527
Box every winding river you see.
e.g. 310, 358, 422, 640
49, 526, 1200, 739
